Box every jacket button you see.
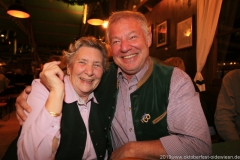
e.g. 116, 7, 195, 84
100, 155, 102, 157
104, 127, 107, 130
108, 116, 111, 119
95, 143, 98, 146
91, 130, 94, 133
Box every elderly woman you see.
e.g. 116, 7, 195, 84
17, 36, 109, 160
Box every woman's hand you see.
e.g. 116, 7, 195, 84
40, 61, 64, 92
40, 61, 65, 114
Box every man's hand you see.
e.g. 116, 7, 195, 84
15, 86, 32, 125
110, 140, 167, 160
111, 142, 135, 159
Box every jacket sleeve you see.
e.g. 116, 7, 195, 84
215, 72, 240, 141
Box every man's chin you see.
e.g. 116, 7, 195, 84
121, 67, 140, 76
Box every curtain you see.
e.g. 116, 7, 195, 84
194, 0, 223, 91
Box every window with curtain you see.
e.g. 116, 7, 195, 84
217, 0, 240, 78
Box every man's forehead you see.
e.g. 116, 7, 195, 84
111, 30, 137, 37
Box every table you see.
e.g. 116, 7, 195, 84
212, 140, 240, 159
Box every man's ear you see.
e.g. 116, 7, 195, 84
147, 32, 152, 47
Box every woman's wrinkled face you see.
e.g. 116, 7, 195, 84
67, 46, 104, 99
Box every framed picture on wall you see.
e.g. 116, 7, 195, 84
176, 17, 193, 50
156, 20, 167, 47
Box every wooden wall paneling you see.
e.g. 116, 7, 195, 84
145, 0, 197, 78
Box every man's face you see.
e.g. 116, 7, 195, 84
109, 18, 152, 80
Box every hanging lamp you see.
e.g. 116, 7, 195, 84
87, 14, 104, 26
87, 2, 104, 26
7, 1, 30, 18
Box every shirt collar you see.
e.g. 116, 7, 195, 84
77, 92, 97, 105
64, 76, 98, 104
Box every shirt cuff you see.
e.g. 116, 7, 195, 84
35, 107, 62, 136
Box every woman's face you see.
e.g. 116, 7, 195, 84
67, 46, 104, 100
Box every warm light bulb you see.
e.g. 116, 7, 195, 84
102, 20, 108, 28
7, 3, 30, 18
7, 10, 30, 18
87, 19, 103, 26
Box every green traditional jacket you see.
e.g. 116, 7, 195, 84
56, 101, 107, 160
95, 57, 174, 151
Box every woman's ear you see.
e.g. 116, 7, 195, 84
67, 65, 70, 75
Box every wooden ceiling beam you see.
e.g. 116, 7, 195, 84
33, 20, 80, 27
34, 31, 77, 37
36, 41, 69, 46
26, 5, 83, 15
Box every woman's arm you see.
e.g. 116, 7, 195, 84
17, 62, 65, 160
17, 80, 62, 160
15, 61, 64, 125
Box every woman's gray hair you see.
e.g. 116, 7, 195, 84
62, 36, 109, 71
106, 11, 149, 44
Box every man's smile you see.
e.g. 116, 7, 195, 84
122, 54, 137, 59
